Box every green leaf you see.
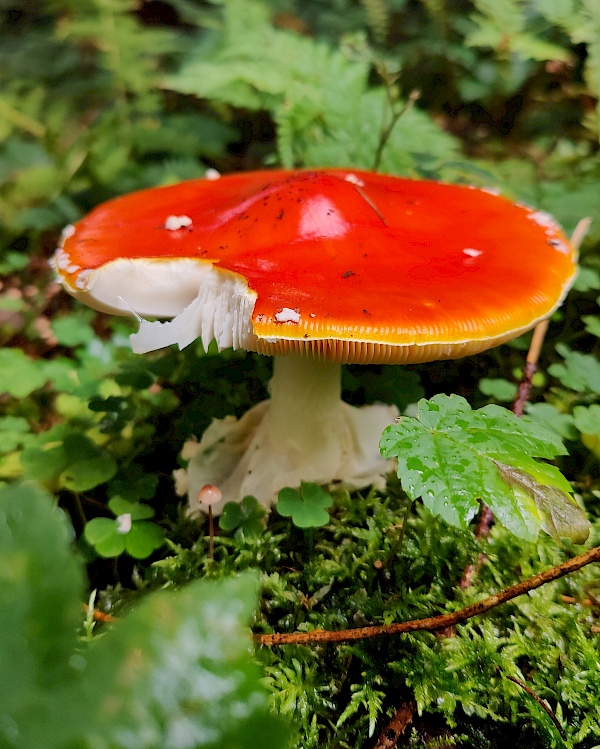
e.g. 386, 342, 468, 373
79, 573, 289, 749
548, 345, 600, 393
277, 482, 333, 528
0, 250, 29, 274
20, 443, 69, 482
573, 404, 600, 437
219, 495, 266, 541
380, 394, 570, 539
123, 521, 165, 558
0, 485, 287, 748
0, 482, 84, 748
524, 403, 578, 441
115, 365, 156, 390
0, 416, 32, 453
108, 469, 159, 502
582, 315, 600, 338
164, 0, 457, 172
60, 454, 118, 492
0, 348, 48, 398
51, 315, 96, 347
479, 377, 518, 402
573, 404, 600, 457
573, 265, 600, 292
84, 516, 127, 557
84, 497, 165, 559
85, 499, 163, 559
108, 496, 155, 520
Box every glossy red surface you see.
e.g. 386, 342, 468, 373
60, 169, 577, 346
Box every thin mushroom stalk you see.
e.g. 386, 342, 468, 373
50, 168, 578, 514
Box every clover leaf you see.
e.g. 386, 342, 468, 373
84, 497, 165, 559
276, 482, 333, 528
380, 394, 590, 543
219, 495, 266, 541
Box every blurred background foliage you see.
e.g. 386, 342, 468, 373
2, 0, 600, 747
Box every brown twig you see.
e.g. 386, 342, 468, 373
372, 701, 416, 748
82, 603, 117, 624
459, 504, 495, 591
503, 673, 567, 741
511, 318, 550, 417
255, 545, 600, 646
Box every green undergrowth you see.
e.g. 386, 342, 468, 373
132, 482, 600, 749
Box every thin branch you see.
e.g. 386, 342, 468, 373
512, 319, 550, 417
373, 89, 420, 172
255, 545, 600, 646
503, 674, 567, 741
458, 503, 495, 592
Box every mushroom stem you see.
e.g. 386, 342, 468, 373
267, 356, 343, 461
178, 355, 398, 514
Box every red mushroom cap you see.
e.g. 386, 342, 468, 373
52, 168, 577, 364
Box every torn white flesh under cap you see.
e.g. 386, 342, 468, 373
130, 266, 257, 354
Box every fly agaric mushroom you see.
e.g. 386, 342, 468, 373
51, 169, 577, 515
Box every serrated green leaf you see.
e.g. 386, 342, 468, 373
380, 394, 570, 539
